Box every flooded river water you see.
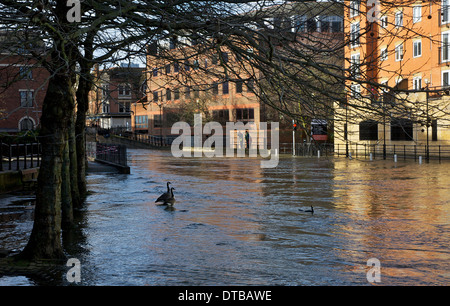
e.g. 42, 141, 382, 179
1, 149, 449, 285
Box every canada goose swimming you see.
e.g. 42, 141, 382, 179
155, 182, 173, 205
299, 206, 314, 214
155, 187, 176, 206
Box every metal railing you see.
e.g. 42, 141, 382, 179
278, 142, 334, 156
121, 132, 177, 147
95, 143, 128, 167
335, 143, 450, 161
0, 141, 41, 171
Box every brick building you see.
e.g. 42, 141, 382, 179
132, 1, 344, 144
87, 64, 146, 130
0, 31, 49, 133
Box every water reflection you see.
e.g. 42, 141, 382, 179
1, 149, 449, 285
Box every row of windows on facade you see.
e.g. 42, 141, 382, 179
356, 119, 438, 141
101, 84, 133, 98
349, 0, 450, 23
152, 80, 254, 102
350, 67, 450, 98
162, 15, 344, 51
134, 108, 254, 129
352, 33, 450, 66
101, 101, 131, 114
349, 4, 449, 49
152, 52, 233, 77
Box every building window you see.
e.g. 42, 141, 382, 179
19, 117, 34, 131
442, 32, 450, 62
380, 15, 388, 28
153, 91, 159, 102
293, 15, 307, 32
443, 0, 450, 24
320, 16, 343, 33
101, 84, 109, 100
442, 71, 450, 87
413, 6, 422, 23
184, 86, 191, 99
391, 118, 413, 141
350, 53, 360, 79
413, 77, 422, 90
118, 84, 131, 97
165, 64, 171, 74
193, 60, 199, 70
350, 22, 360, 48
235, 108, 254, 121
174, 62, 179, 72
212, 109, 229, 124
350, 84, 361, 98
247, 79, 254, 92
135, 115, 148, 129
19, 66, 32, 79
395, 11, 403, 27
119, 102, 130, 113
19, 90, 33, 107
154, 114, 162, 128
349, 1, 360, 18
102, 102, 110, 113
169, 37, 177, 50
359, 120, 378, 140
166, 88, 172, 101
395, 43, 403, 61
174, 88, 180, 100
380, 48, 388, 61
212, 82, 219, 95
235, 80, 243, 93
222, 81, 229, 95
413, 40, 422, 58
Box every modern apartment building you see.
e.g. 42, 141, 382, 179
336, 0, 450, 157
132, 1, 344, 144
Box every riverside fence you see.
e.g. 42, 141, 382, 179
335, 143, 450, 161
0, 142, 41, 171
87, 142, 130, 173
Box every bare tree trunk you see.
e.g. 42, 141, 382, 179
61, 131, 73, 230
18, 70, 74, 261
69, 113, 81, 208
75, 71, 92, 202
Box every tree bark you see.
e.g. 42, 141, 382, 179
75, 66, 93, 202
19, 70, 74, 261
61, 131, 73, 230
69, 108, 81, 208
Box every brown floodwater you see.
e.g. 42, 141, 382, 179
1, 149, 449, 285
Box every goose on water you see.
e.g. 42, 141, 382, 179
155, 185, 176, 206
299, 206, 314, 214
155, 182, 170, 202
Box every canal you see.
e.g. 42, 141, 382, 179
1, 149, 449, 285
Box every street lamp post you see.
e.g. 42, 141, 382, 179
423, 80, 430, 162
426, 84, 430, 162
